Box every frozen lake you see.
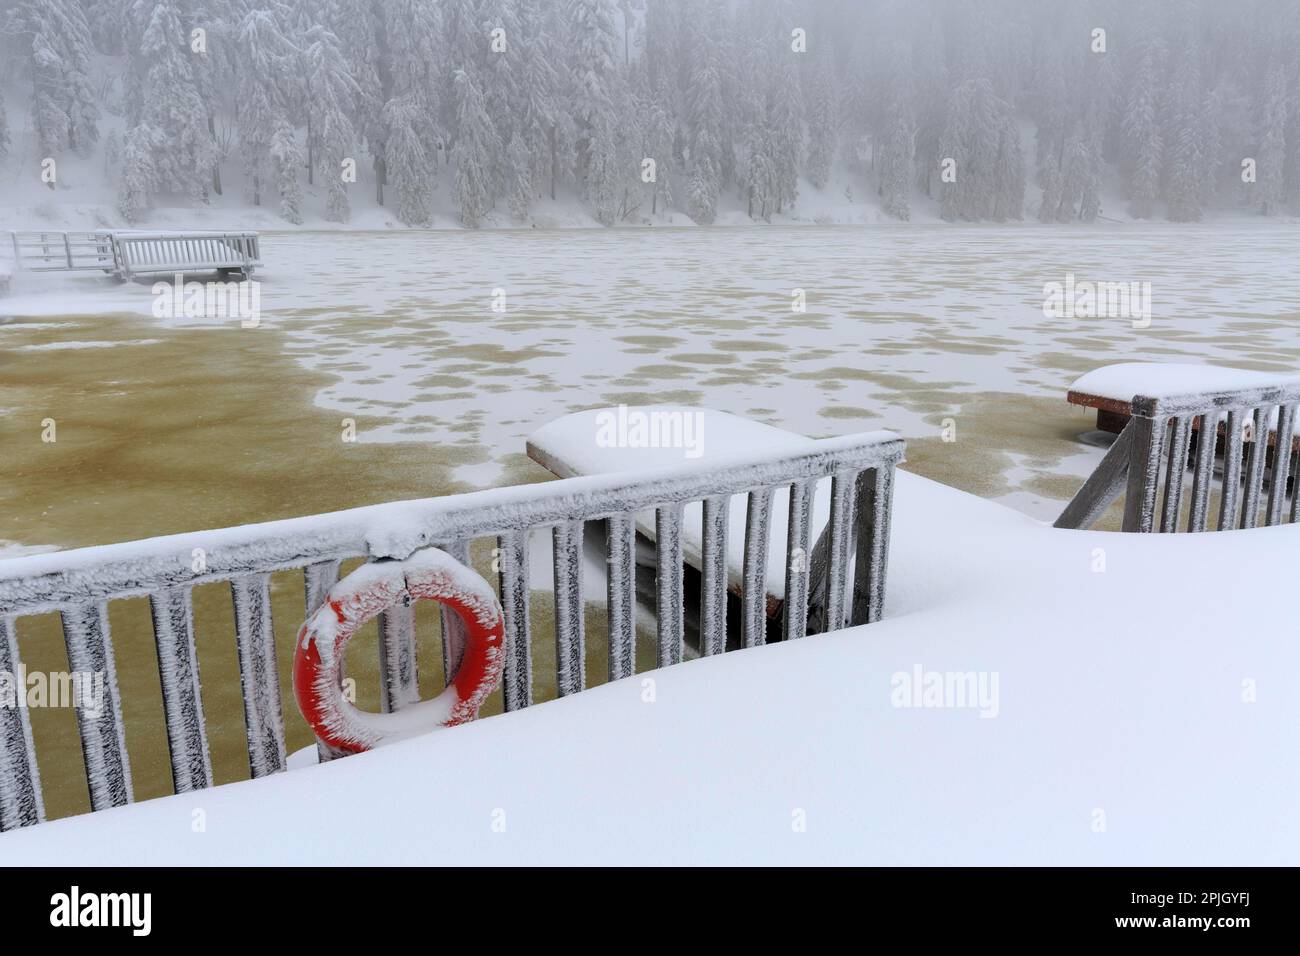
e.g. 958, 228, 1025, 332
3, 223, 1299, 819
5, 223, 1299, 545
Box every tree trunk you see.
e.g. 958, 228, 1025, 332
306, 115, 314, 186
375, 157, 385, 205
550, 126, 557, 201
208, 115, 222, 195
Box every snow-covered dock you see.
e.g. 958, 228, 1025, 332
6, 230, 261, 281
1058, 370, 1300, 532
1068, 363, 1300, 440
3, 469, 1295, 865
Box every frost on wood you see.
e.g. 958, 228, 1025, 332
0, 616, 44, 831
148, 587, 212, 793
232, 573, 286, 778
0, 418, 900, 828
60, 602, 132, 811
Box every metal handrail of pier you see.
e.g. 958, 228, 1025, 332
0, 430, 903, 831
6, 230, 261, 281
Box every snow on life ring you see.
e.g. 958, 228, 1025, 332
293, 548, 504, 756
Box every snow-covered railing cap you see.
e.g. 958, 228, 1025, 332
1130, 378, 1300, 419
0, 428, 903, 833
1058, 375, 1300, 534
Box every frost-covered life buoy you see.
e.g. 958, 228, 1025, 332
293, 548, 504, 756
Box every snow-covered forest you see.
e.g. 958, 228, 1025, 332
2, 0, 1299, 227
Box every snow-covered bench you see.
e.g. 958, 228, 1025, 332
527, 406, 898, 641
1058, 368, 1300, 532
1068, 363, 1299, 445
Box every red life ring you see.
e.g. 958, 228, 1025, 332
293, 548, 504, 756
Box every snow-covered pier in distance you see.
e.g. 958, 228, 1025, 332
6, 230, 261, 282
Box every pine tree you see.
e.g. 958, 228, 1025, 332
383, 95, 434, 226
117, 124, 156, 222
452, 68, 500, 227
124, 1, 215, 205
1121, 37, 1165, 219
0, 91, 10, 160
515, 1, 562, 204
1257, 63, 1288, 215
685, 6, 725, 223
301, 25, 360, 222
8, 0, 101, 156
234, 8, 298, 215
767, 56, 802, 213
270, 120, 304, 224
804, 61, 835, 190
645, 81, 676, 216
568, 0, 625, 224
878, 44, 915, 221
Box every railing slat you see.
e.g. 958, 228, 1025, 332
820, 470, 856, 633
1239, 406, 1272, 529
303, 560, 341, 763
1160, 417, 1192, 532
230, 573, 286, 777
552, 521, 585, 697
1187, 412, 1220, 532
0, 616, 44, 830
148, 587, 211, 793
741, 487, 774, 648
654, 504, 685, 667
438, 540, 471, 686
699, 495, 729, 656
61, 602, 132, 810
783, 479, 814, 640
1266, 404, 1296, 526
377, 599, 419, 713
1122, 415, 1167, 533
1292, 447, 1300, 524
605, 514, 636, 681
1218, 410, 1245, 530
303, 560, 340, 614
851, 466, 894, 626
497, 529, 532, 711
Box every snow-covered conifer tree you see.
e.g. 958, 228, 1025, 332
1256, 63, 1288, 215
301, 25, 360, 221
117, 125, 156, 222
270, 119, 304, 223
1121, 37, 1165, 219
452, 68, 500, 227
8, 0, 101, 156
568, 0, 625, 224
120, 1, 216, 206
0, 92, 10, 160
684, 6, 725, 223
384, 95, 434, 226
804, 61, 835, 191
878, 44, 915, 221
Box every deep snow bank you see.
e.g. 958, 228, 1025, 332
2, 471, 1295, 864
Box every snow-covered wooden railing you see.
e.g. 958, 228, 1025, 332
0, 431, 902, 831
6, 230, 261, 280
8, 231, 116, 273
1056, 379, 1300, 532
109, 231, 260, 280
